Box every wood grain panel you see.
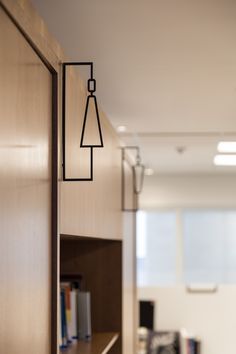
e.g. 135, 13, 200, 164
60, 68, 123, 240
1, 0, 123, 241
0, 0, 63, 70
0, 7, 52, 354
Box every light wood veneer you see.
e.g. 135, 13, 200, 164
0, 6, 53, 354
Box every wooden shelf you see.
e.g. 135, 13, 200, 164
60, 332, 119, 354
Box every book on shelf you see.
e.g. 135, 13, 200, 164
70, 289, 78, 339
180, 329, 200, 354
60, 289, 68, 348
143, 329, 200, 354
59, 275, 92, 350
77, 291, 92, 341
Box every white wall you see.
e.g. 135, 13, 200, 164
139, 174, 236, 354
138, 286, 236, 354
140, 174, 236, 209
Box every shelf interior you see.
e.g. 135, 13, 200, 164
60, 237, 122, 354
60, 332, 119, 354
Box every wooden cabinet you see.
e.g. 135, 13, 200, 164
0, 4, 57, 354
0, 1, 137, 354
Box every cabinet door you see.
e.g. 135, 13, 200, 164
0, 6, 55, 354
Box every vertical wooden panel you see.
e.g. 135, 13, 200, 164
123, 212, 137, 354
0, 7, 52, 354
0, 2, 136, 353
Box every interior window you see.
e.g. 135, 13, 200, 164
183, 210, 236, 284
137, 210, 176, 286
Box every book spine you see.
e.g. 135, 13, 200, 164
70, 289, 78, 339
195, 339, 201, 354
60, 290, 68, 348
77, 291, 92, 340
65, 286, 72, 343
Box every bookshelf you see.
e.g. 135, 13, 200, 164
60, 236, 122, 354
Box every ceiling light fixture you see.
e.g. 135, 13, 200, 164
62, 62, 103, 181
133, 152, 145, 194
122, 146, 145, 194
217, 141, 236, 153
214, 154, 236, 166
117, 125, 127, 133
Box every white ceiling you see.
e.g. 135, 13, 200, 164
31, 0, 236, 174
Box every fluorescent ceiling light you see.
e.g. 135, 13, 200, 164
217, 141, 236, 153
117, 125, 127, 133
187, 284, 217, 293
214, 154, 236, 166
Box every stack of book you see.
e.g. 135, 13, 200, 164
59, 275, 92, 350
146, 330, 180, 353
180, 329, 201, 354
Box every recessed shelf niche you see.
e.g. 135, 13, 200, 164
60, 235, 122, 354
